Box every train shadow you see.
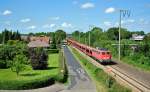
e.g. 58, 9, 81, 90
91, 56, 118, 66
100, 61, 118, 66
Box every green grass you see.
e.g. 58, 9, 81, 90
70, 47, 131, 92
0, 53, 60, 90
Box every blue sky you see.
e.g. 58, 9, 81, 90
0, 0, 150, 34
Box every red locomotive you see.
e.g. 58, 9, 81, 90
67, 38, 112, 62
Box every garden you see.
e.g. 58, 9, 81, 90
0, 41, 67, 90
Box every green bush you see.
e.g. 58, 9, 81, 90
0, 77, 55, 90
47, 49, 59, 53
10, 54, 28, 76
29, 48, 48, 70
56, 51, 68, 83
0, 60, 6, 68
106, 77, 114, 88
0, 42, 28, 69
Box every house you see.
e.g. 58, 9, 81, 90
27, 40, 49, 48
21, 35, 28, 41
29, 36, 50, 44
27, 36, 50, 48
131, 34, 144, 41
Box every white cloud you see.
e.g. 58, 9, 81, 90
51, 16, 60, 20
61, 22, 73, 28
127, 19, 135, 23
50, 24, 56, 28
27, 26, 36, 30
2, 10, 12, 15
104, 21, 111, 26
20, 18, 31, 23
139, 18, 144, 23
105, 7, 115, 13
114, 21, 125, 26
81, 2, 95, 9
114, 19, 135, 27
43, 24, 56, 29
114, 22, 119, 27
139, 18, 149, 25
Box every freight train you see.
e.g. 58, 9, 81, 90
67, 38, 112, 63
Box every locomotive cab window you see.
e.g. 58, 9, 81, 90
102, 52, 105, 55
107, 52, 110, 54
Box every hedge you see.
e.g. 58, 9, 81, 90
47, 49, 59, 53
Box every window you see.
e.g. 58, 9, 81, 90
107, 52, 110, 54
102, 52, 105, 55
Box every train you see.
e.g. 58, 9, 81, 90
67, 38, 112, 63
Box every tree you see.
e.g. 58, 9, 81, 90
106, 27, 131, 40
29, 47, 48, 70
106, 27, 119, 40
72, 30, 80, 41
131, 31, 145, 35
0, 41, 28, 69
10, 54, 28, 76
50, 36, 57, 49
35, 32, 47, 36
0, 29, 21, 44
54, 30, 66, 45
0, 45, 15, 68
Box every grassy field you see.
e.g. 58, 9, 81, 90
70, 47, 131, 92
0, 53, 60, 90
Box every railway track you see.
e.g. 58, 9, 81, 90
106, 65, 150, 92
71, 46, 150, 92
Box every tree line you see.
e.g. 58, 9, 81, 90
0, 29, 21, 44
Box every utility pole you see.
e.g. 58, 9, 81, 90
79, 32, 80, 42
118, 10, 130, 61
89, 31, 90, 46
89, 25, 94, 46
85, 37, 86, 45
2, 31, 5, 44
118, 10, 121, 61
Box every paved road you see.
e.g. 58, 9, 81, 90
62, 47, 96, 92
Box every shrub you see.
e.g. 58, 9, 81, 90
0, 42, 28, 69
10, 54, 28, 76
29, 48, 48, 70
0, 77, 55, 90
106, 76, 114, 88
56, 51, 68, 83
47, 49, 59, 53
0, 45, 16, 68
0, 60, 7, 68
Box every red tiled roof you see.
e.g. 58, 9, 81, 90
28, 40, 49, 48
30, 36, 50, 44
